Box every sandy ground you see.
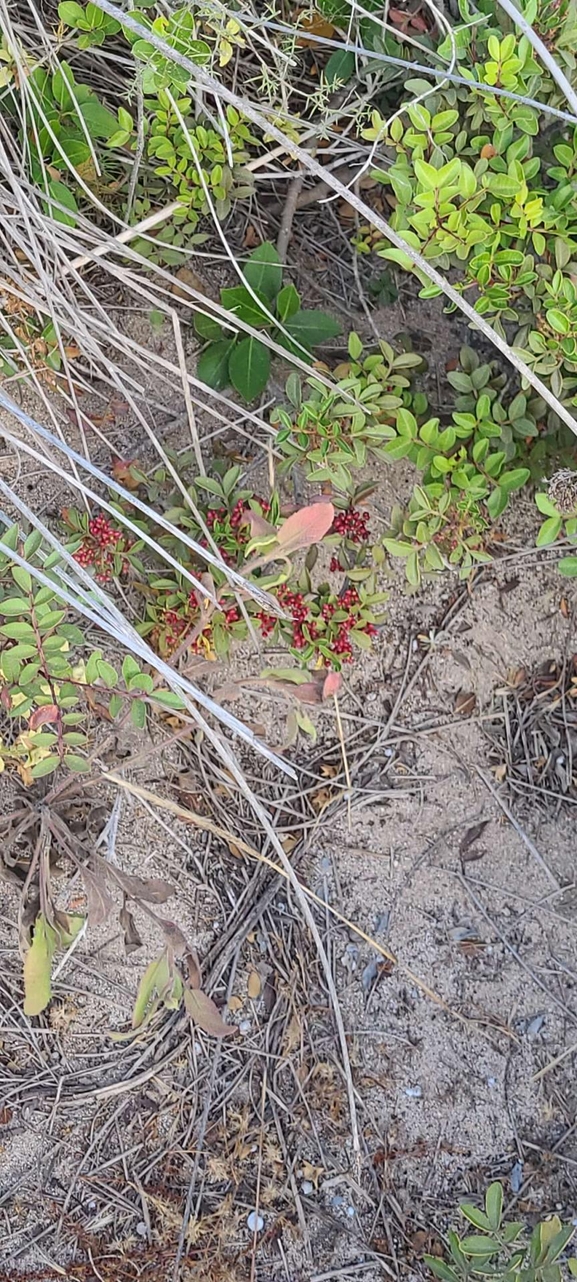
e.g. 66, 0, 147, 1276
1, 284, 577, 1281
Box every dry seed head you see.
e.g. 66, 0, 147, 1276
548, 469, 577, 516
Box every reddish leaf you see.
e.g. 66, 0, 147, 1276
248, 509, 277, 540
29, 704, 59, 731
322, 671, 342, 700
274, 502, 334, 556
183, 985, 236, 1036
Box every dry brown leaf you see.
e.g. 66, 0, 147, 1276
247, 970, 262, 1000
494, 763, 507, 782
108, 866, 175, 903
228, 995, 243, 1013
459, 820, 490, 861
81, 865, 114, 927
119, 903, 142, 954
169, 265, 208, 298
454, 690, 477, 716
184, 985, 236, 1037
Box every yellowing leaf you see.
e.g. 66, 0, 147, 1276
247, 970, 262, 999
24, 914, 57, 1016
132, 951, 170, 1028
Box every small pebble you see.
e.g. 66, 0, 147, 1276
247, 1212, 264, 1233
487, 1076, 497, 1089
301, 1181, 314, 1195
404, 1086, 422, 1099
346, 1205, 356, 1218
527, 1013, 545, 1040
239, 1020, 252, 1035
331, 1195, 345, 1208
510, 1161, 523, 1194
136, 1222, 148, 1238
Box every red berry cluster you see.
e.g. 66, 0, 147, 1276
330, 508, 371, 572
73, 514, 131, 582
253, 583, 378, 667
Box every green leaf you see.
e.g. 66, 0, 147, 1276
276, 283, 300, 322
58, 0, 87, 24
220, 285, 270, 327
559, 556, 577, 577
24, 914, 57, 1016
47, 180, 78, 227
194, 312, 224, 341
64, 753, 91, 772
0, 621, 35, 640
459, 1236, 499, 1257
152, 689, 186, 709
96, 659, 118, 687
547, 308, 570, 335
197, 340, 233, 389
79, 99, 120, 139
484, 1183, 503, 1232
23, 530, 43, 559
460, 1205, 490, 1232
242, 241, 283, 301
0, 597, 32, 615
535, 492, 558, 516
228, 336, 271, 402
1, 650, 22, 682
536, 516, 562, 546
30, 757, 60, 779
499, 467, 530, 491
132, 952, 170, 1028
130, 698, 147, 729
324, 48, 355, 85
285, 309, 341, 349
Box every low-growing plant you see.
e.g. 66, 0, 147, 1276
195, 241, 341, 401
383, 483, 491, 587
534, 485, 577, 576
360, 1, 577, 409
0, 522, 183, 782
273, 333, 421, 489
426, 1181, 576, 1282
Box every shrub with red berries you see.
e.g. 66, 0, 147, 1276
327, 503, 372, 572
63, 509, 142, 584
254, 578, 386, 669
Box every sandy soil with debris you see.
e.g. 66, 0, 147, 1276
2, 292, 577, 1282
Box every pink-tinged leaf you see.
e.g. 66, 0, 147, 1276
322, 671, 342, 699
275, 502, 335, 556
249, 510, 277, 540
107, 866, 175, 903
158, 917, 189, 957
29, 704, 59, 731
266, 678, 323, 704
183, 985, 236, 1036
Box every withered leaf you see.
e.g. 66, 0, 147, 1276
119, 903, 142, 954
183, 985, 236, 1037
108, 866, 175, 903
186, 950, 202, 989
81, 864, 114, 926
459, 820, 490, 862
454, 690, 477, 716
157, 917, 189, 957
